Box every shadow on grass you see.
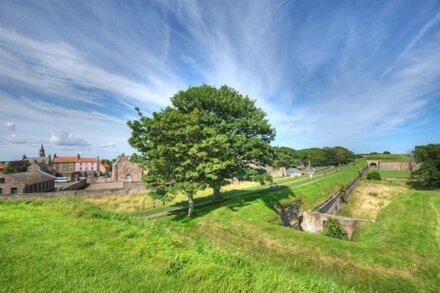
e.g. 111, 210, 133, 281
169, 185, 295, 223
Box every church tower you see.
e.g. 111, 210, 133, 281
39, 144, 45, 157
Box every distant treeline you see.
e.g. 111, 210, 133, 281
273, 146, 355, 169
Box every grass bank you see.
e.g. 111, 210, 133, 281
369, 170, 411, 179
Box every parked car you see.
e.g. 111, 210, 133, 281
55, 177, 70, 183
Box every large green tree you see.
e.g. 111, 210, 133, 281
128, 107, 211, 216
128, 85, 275, 215
170, 85, 275, 201
412, 144, 440, 188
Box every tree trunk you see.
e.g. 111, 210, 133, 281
213, 187, 222, 202
187, 192, 194, 217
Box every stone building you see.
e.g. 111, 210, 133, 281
0, 171, 55, 195
112, 154, 143, 182
366, 160, 420, 171
52, 155, 78, 177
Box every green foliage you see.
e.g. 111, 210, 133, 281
2, 164, 14, 174
296, 146, 354, 167
367, 171, 382, 180
322, 218, 348, 240
272, 146, 298, 169
127, 85, 275, 214
297, 148, 326, 166
322, 146, 355, 166
383, 151, 391, 154
412, 144, 440, 188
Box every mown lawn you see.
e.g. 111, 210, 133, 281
1, 161, 439, 292
370, 170, 411, 179
364, 154, 412, 161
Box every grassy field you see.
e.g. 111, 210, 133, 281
337, 180, 408, 219
85, 163, 358, 215
1, 161, 439, 292
369, 170, 411, 179
364, 154, 412, 161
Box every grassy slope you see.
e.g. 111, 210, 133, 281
85, 163, 358, 215
364, 154, 412, 162
370, 170, 411, 179
1, 161, 439, 292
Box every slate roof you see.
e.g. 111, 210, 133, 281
9, 171, 56, 185
53, 156, 77, 163
286, 168, 301, 174
77, 158, 98, 163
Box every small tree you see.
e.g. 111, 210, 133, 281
383, 151, 391, 155
367, 171, 381, 180
323, 218, 348, 240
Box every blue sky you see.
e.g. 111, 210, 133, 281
1, 0, 440, 160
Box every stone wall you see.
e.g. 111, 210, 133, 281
0, 182, 147, 200
366, 160, 420, 171
0, 174, 26, 195
58, 179, 87, 191
112, 154, 143, 182
300, 212, 373, 238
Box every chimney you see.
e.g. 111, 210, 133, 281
77, 154, 80, 160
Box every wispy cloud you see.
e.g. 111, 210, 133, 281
0, 0, 439, 158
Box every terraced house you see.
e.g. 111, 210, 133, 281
52, 154, 100, 179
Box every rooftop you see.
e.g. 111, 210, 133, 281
77, 158, 98, 163
9, 171, 56, 185
53, 156, 77, 163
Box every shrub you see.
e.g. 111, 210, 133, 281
367, 171, 381, 180
322, 218, 348, 240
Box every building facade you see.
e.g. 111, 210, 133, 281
112, 154, 143, 182
75, 157, 100, 174
52, 155, 78, 177
0, 171, 55, 195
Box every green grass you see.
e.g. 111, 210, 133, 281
369, 170, 411, 179
1, 160, 439, 292
364, 154, 412, 162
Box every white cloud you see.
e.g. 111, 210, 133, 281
100, 142, 117, 148
5, 122, 16, 132
0, 27, 182, 107
49, 129, 90, 147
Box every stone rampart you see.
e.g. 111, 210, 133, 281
366, 160, 420, 171
300, 212, 373, 238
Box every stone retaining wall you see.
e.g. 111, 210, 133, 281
301, 212, 373, 238
0, 182, 147, 200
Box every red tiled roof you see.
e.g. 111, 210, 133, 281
53, 156, 77, 163
101, 163, 110, 168
77, 158, 98, 163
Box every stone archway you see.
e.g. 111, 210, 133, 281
125, 174, 132, 182
369, 162, 378, 169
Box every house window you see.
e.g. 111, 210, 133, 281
11, 187, 18, 195
0, 177, 5, 183
0, 188, 3, 194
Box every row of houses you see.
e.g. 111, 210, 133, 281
0, 147, 143, 196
